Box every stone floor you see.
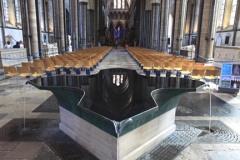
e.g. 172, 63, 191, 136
0, 47, 239, 160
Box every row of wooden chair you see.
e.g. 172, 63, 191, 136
142, 61, 216, 72
3, 66, 45, 79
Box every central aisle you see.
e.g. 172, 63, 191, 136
98, 47, 139, 70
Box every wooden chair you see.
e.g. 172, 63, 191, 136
83, 60, 93, 68
3, 66, 17, 79
53, 60, 63, 68
190, 69, 205, 79
22, 62, 32, 68
205, 69, 220, 80
30, 67, 46, 77
17, 67, 30, 77
205, 65, 215, 71
185, 62, 195, 66
193, 65, 205, 70
153, 62, 164, 70
33, 61, 44, 70
3, 66, 18, 85
33, 60, 43, 63
43, 58, 53, 63
195, 63, 205, 66
180, 65, 193, 75
164, 62, 174, 71
143, 62, 153, 70
174, 62, 185, 71
44, 62, 55, 72
73, 60, 83, 68
63, 60, 73, 68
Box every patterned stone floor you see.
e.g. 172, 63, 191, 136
0, 48, 240, 159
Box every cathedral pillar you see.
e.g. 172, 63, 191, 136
196, 0, 219, 62
70, 0, 75, 50
151, 2, 160, 49
171, 0, 187, 55
159, 0, 169, 52
59, 0, 65, 52
79, 2, 87, 46
75, 0, 79, 48
28, 0, 40, 60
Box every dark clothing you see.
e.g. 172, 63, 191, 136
13, 45, 20, 48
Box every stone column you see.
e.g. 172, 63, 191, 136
70, 0, 75, 50
0, 0, 6, 45
171, 0, 187, 55
21, 0, 31, 58
28, 0, 40, 60
159, 0, 169, 52
59, 0, 65, 52
193, 0, 200, 33
151, 3, 160, 49
232, 0, 240, 46
197, 0, 219, 62
53, 0, 61, 54
75, 0, 78, 48
79, 2, 87, 46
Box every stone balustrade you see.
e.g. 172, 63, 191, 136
0, 48, 28, 67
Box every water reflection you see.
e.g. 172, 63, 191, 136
29, 68, 204, 121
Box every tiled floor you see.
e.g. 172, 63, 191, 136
0, 47, 239, 160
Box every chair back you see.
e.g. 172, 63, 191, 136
30, 67, 43, 75
185, 62, 195, 66
164, 62, 174, 68
205, 69, 219, 77
43, 58, 52, 63
54, 60, 63, 66
63, 60, 73, 66
192, 69, 205, 76
182, 65, 193, 72
153, 62, 164, 68
195, 63, 204, 66
22, 62, 32, 67
4, 66, 17, 74
17, 66, 29, 74
175, 62, 185, 68
33, 62, 44, 69
205, 65, 215, 71
33, 60, 43, 63
144, 62, 153, 68
73, 60, 82, 66
193, 65, 205, 70
83, 60, 92, 66
44, 62, 55, 70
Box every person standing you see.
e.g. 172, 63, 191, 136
13, 42, 20, 48
4, 41, 11, 49
115, 41, 118, 49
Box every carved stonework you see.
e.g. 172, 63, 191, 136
0, 49, 28, 67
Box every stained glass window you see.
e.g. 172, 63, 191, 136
122, 0, 125, 9
15, 0, 21, 23
118, 0, 121, 9
3, 0, 9, 21
219, 0, 225, 27
230, 0, 237, 25
111, 28, 114, 39
115, 29, 118, 38
114, 0, 117, 9
115, 27, 122, 38
118, 27, 120, 38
